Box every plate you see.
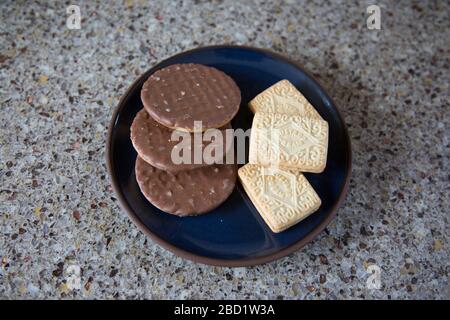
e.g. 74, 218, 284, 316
106, 45, 351, 266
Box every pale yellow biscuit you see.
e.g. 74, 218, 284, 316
249, 112, 328, 173
248, 80, 322, 120
238, 164, 321, 233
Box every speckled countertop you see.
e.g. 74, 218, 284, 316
0, 0, 449, 300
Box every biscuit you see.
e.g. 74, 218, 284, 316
135, 156, 237, 216
249, 112, 328, 173
131, 109, 232, 172
141, 63, 241, 132
248, 80, 322, 120
238, 164, 321, 233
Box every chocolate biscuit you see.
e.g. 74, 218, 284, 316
131, 109, 232, 172
141, 63, 241, 132
135, 156, 237, 216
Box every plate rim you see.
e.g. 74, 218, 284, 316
105, 45, 352, 267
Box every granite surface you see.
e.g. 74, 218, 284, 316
0, 0, 449, 299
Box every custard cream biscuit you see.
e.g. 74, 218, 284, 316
238, 164, 321, 233
249, 112, 328, 173
248, 80, 322, 120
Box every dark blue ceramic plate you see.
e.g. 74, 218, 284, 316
106, 46, 351, 266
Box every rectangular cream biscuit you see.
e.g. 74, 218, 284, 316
238, 164, 321, 233
249, 112, 329, 173
248, 79, 322, 120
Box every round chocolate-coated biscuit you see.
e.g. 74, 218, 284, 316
131, 109, 233, 172
141, 63, 241, 132
135, 156, 237, 216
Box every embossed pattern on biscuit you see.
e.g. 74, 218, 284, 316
238, 164, 321, 233
248, 80, 322, 120
249, 112, 328, 173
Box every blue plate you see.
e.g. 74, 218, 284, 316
106, 46, 351, 266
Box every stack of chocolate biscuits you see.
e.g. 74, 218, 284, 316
131, 64, 241, 216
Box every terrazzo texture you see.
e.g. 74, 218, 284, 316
0, 0, 449, 299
